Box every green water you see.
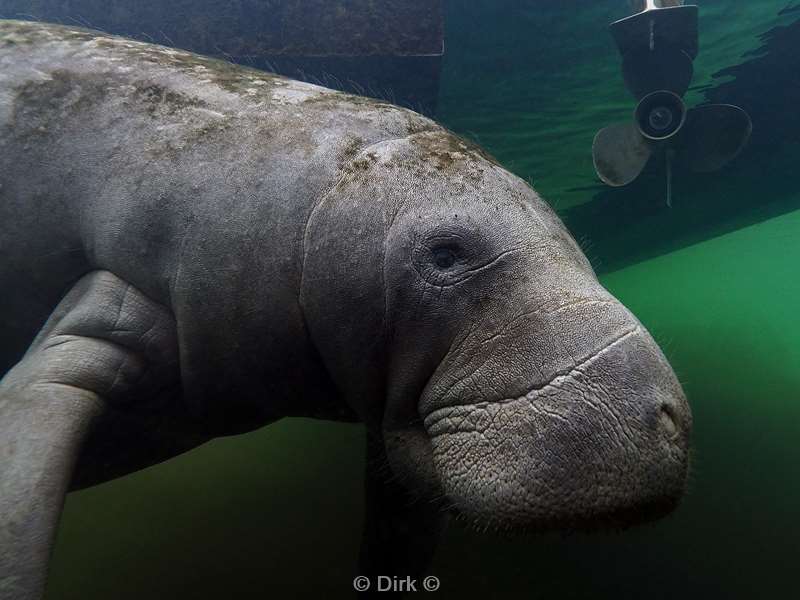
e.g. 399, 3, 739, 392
47, 1, 800, 598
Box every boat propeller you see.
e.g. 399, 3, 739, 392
592, 1, 752, 206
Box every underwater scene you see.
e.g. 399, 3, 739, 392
0, 0, 798, 598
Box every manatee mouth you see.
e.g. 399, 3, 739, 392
424, 396, 689, 535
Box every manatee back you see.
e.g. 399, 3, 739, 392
0, 19, 439, 375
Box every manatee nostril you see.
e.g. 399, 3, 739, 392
658, 402, 679, 439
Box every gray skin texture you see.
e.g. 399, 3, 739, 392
0, 20, 692, 599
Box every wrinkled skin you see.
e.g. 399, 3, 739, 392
0, 21, 691, 600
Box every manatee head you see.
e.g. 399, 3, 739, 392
300, 129, 691, 532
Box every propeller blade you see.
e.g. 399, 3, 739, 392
622, 47, 694, 100
682, 104, 753, 172
592, 122, 654, 186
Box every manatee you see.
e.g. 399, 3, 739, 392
0, 20, 692, 599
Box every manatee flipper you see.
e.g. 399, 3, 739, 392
358, 432, 446, 595
0, 271, 178, 600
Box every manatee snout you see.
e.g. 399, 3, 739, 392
419, 298, 692, 531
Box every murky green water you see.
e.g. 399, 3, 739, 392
44, 1, 799, 598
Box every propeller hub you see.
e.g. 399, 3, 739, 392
635, 90, 687, 140
649, 106, 674, 131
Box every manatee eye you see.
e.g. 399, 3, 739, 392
412, 231, 484, 286
432, 246, 457, 269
